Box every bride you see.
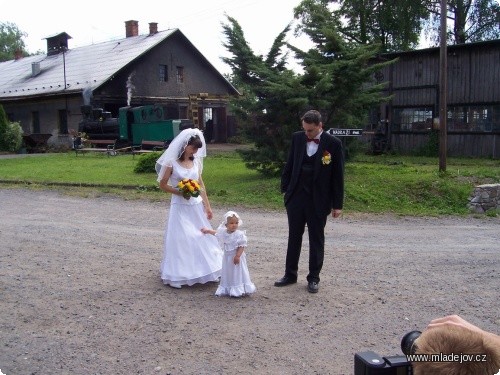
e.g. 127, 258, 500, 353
155, 128, 222, 288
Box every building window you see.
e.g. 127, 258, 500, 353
32, 111, 40, 133
58, 109, 68, 134
159, 64, 168, 82
179, 106, 188, 119
393, 108, 433, 131
448, 105, 499, 132
176, 66, 184, 83
393, 105, 500, 132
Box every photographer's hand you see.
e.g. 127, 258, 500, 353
411, 315, 500, 375
426, 315, 485, 335
426, 314, 500, 349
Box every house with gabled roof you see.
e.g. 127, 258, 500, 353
0, 20, 239, 147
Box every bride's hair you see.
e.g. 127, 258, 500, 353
180, 135, 203, 160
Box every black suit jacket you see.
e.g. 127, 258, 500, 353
281, 131, 344, 217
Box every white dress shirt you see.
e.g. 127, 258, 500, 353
306, 131, 323, 156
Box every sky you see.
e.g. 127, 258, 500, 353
1, 0, 312, 75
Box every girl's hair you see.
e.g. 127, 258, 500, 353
226, 214, 239, 223
222, 211, 243, 227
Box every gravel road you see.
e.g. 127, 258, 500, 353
0, 188, 499, 375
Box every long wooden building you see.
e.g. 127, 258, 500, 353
369, 39, 499, 158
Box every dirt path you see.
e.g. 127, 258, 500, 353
1, 188, 499, 375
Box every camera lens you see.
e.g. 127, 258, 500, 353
401, 330, 422, 355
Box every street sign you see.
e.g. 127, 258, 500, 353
327, 128, 363, 136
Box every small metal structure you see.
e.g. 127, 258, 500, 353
22, 133, 52, 153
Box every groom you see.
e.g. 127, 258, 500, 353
275, 110, 344, 293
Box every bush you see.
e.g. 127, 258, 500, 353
0, 104, 10, 151
414, 130, 439, 157
133, 152, 162, 173
1, 121, 23, 152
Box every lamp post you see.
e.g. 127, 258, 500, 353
439, 0, 448, 172
60, 45, 69, 134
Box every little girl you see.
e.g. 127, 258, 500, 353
201, 211, 256, 297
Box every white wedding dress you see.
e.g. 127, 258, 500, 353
160, 160, 222, 287
214, 228, 256, 297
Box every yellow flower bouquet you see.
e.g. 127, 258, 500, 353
177, 178, 202, 199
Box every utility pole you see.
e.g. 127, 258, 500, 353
439, 0, 448, 172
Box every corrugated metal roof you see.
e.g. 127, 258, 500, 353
0, 29, 177, 99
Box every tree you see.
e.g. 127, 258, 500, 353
0, 105, 23, 152
0, 104, 8, 149
424, 0, 500, 44
222, 6, 395, 175
302, 0, 499, 49
313, 0, 428, 52
0, 22, 28, 62
222, 16, 305, 175
293, 0, 396, 127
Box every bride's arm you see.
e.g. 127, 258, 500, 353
198, 174, 213, 219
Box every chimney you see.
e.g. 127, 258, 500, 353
32, 62, 41, 77
45, 32, 71, 56
125, 20, 139, 38
149, 22, 158, 35
14, 49, 23, 60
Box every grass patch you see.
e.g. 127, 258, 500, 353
0, 151, 498, 215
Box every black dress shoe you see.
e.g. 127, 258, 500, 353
274, 276, 297, 287
308, 281, 319, 293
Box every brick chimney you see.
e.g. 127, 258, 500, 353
14, 49, 23, 60
125, 20, 139, 38
149, 22, 158, 35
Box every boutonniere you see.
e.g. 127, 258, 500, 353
322, 150, 331, 165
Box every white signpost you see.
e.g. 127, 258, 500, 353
327, 128, 363, 137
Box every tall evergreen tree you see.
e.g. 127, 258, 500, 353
293, 0, 396, 127
222, 7, 395, 175
222, 16, 305, 175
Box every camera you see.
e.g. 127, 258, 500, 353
354, 330, 421, 375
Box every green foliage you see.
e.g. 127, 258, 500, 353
222, 11, 395, 176
2, 122, 23, 152
133, 152, 162, 173
0, 152, 498, 216
222, 16, 304, 176
0, 21, 28, 61
423, 0, 500, 44
322, 0, 427, 52
414, 130, 439, 157
0, 105, 23, 152
0, 104, 8, 150
343, 155, 499, 215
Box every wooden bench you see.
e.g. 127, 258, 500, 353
132, 140, 167, 158
75, 139, 117, 156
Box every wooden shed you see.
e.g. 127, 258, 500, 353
368, 39, 500, 158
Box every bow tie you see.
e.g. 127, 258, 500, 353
307, 138, 320, 144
